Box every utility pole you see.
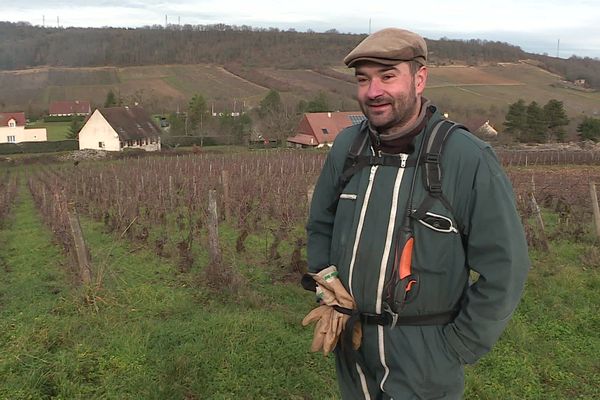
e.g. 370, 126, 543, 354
165, 14, 168, 28
369, 18, 372, 34
57, 16, 59, 28
42, 15, 45, 27
556, 39, 560, 58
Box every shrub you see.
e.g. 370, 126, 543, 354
0, 140, 79, 155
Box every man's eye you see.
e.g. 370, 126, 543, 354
381, 74, 394, 81
356, 77, 368, 84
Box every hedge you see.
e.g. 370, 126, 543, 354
43, 115, 85, 122
0, 140, 79, 155
161, 135, 221, 148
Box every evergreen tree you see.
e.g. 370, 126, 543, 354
577, 117, 600, 141
66, 117, 83, 140
256, 90, 297, 145
104, 90, 117, 107
259, 89, 282, 116
503, 99, 527, 141
187, 94, 207, 135
305, 91, 331, 112
543, 99, 569, 141
167, 113, 186, 135
526, 101, 547, 142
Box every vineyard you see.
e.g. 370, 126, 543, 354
22, 151, 600, 281
1, 150, 599, 399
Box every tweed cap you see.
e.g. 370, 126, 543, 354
344, 28, 427, 67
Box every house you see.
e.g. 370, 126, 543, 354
288, 111, 366, 148
475, 120, 498, 138
0, 112, 47, 144
78, 106, 161, 152
49, 100, 92, 117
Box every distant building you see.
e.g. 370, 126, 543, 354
0, 112, 47, 144
78, 106, 161, 152
288, 111, 366, 148
476, 120, 498, 138
49, 100, 92, 116
574, 79, 587, 87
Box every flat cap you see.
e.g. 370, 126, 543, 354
344, 28, 427, 68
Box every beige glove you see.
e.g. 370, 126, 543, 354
302, 266, 362, 356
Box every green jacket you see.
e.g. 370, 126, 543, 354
306, 107, 530, 398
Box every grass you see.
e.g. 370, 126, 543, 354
0, 177, 336, 399
26, 121, 71, 141
1, 170, 599, 399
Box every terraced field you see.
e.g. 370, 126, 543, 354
1, 62, 598, 123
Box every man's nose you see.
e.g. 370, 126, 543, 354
367, 79, 384, 99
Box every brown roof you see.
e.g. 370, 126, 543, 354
49, 100, 91, 115
0, 112, 26, 127
98, 106, 161, 141
288, 112, 365, 146
287, 134, 319, 146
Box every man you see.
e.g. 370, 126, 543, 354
304, 28, 530, 399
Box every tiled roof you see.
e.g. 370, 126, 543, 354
98, 106, 161, 141
0, 112, 26, 127
290, 111, 365, 146
49, 100, 91, 115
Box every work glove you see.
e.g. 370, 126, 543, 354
302, 266, 362, 356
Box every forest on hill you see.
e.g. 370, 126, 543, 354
4, 20, 597, 84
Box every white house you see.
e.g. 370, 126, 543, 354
79, 106, 161, 152
0, 112, 47, 144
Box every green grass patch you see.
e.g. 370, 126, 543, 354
1, 175, 598, 399
27, 121, 72, 141
0, 179, 335, 399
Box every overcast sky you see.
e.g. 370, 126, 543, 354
2, 0, 599, 59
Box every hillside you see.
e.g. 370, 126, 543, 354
1, 21, 599, 140
1, 62, 598, 137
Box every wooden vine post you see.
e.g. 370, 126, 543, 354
207, 190, 222, 266
529, 192, 549, 252
590, 182, 600, 240
221, 170, 231, 222
67, 204, 92, 284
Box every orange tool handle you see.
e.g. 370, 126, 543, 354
398, 236, 414, 280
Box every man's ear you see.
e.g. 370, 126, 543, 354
415, 66, 428, 95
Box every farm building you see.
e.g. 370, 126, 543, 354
78, 106, 161, 152
0, 112, 47, 144
49, 100, 92, 116
287, 111, 366, 148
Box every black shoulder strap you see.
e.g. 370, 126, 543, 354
413, 119, 467, 234
326, 123, 369, 213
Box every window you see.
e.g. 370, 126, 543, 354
8, 120, 16, 128
321, 128, 329, 135
98, 141, 105, 148
7, 135, 15, 143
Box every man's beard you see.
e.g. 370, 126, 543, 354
359, 85, 419, 133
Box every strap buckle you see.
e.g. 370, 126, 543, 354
429, 183, 442, 194
425, 153, 440, 164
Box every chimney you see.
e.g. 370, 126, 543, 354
328, 112, 331, 118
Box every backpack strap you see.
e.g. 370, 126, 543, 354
327, 121, 418, 213
412, 119, 468, 236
